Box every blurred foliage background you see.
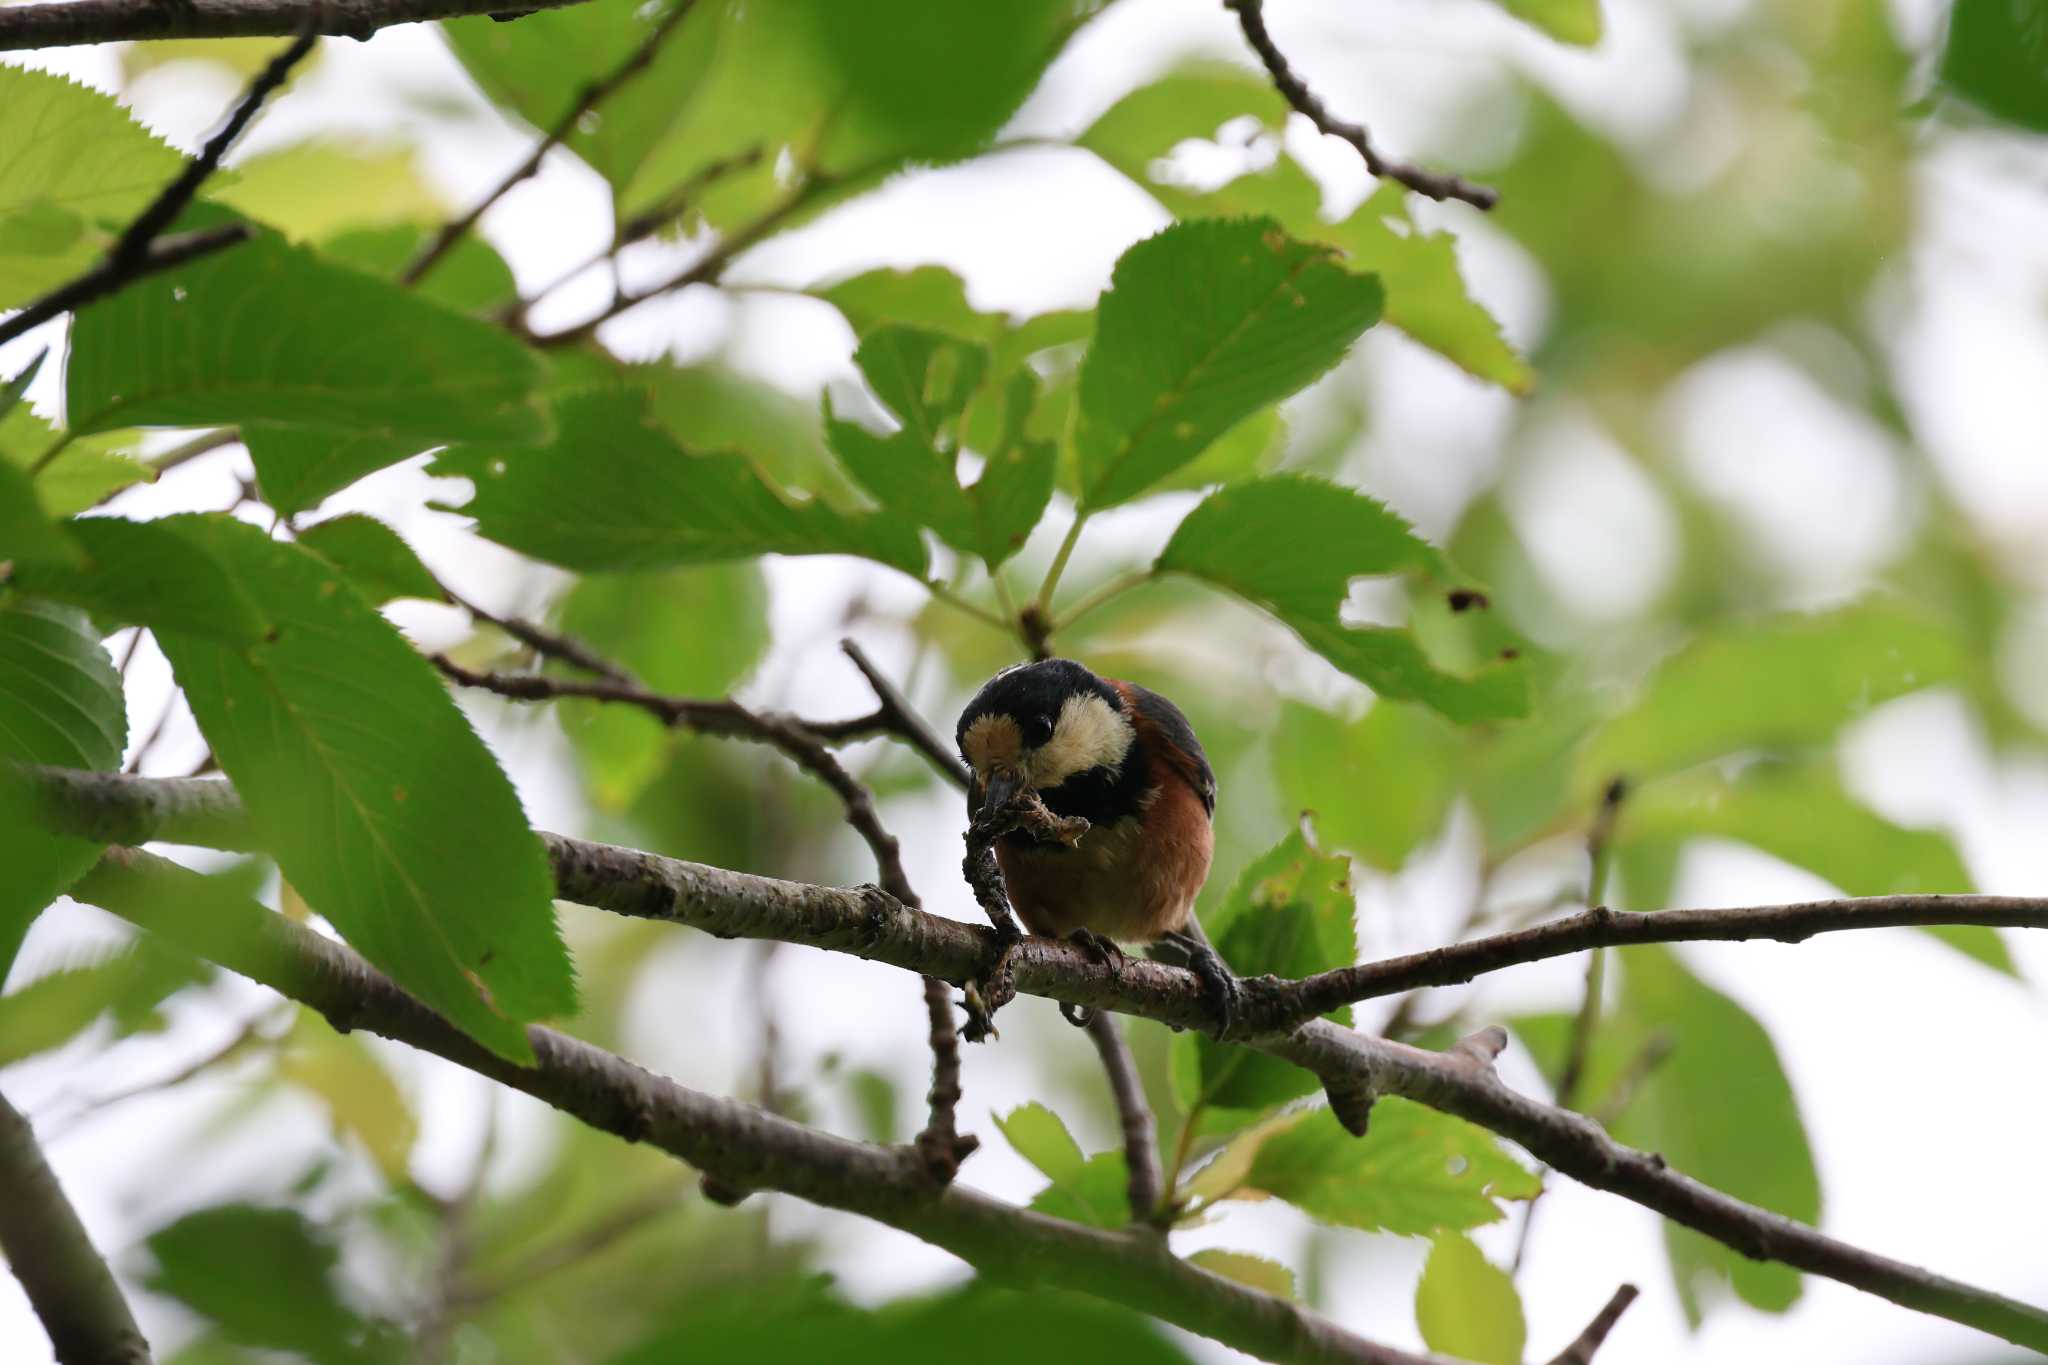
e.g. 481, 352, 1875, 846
3, 0, 2048, 1361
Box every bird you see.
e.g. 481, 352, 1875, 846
955, 657, 1240, 1031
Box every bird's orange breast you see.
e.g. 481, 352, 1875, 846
996, 777, 1213, 944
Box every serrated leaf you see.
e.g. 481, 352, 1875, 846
149, 515, 574, 1063
1941, 0, 2048, 131
67, 226, 548, 443
1236, 1101, 1539, 1235
1078, 71, 1529, 392
1579, 602, 1964, 790
1157, 475, 1526, 723
553, 561, 769, 809
0, 598, 125, 978
207, 140, 444, 241
1415, 1233, 1526, 1364
433, 388, 926, 576
244, 428, 424, 520
0, 67, 184, 300
1029, 1150, 1131, 1230
995, 1102, 1089, 1184
1187, 1250, 1296, 1301
294, 513, 442, 605
1, 401, 150, 515
817, 265, 1007, 344
146, 1204, 396, 1365
826, 329, 1053, 566
1177, 828, 1356, 1118
1074, 219, 1382, 510
1273, 701, 1461, 870
1490, 0, 1603, 45
11, 516, 269, 644
0, 448, 81, 567
275, 1009, 417, 1181
1624, 757, 2011, 972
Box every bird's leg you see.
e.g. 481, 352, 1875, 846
1156, 925, 1242, 1039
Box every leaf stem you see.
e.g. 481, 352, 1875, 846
1036, 511, 1090, 613
925, 581, 1012, 632
1050, 568, 1154, 637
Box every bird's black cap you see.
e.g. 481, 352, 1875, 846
956, 658, 1120, 750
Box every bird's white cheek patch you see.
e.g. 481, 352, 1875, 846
961, 713, 1021, 777
1030, 693, 1135, 788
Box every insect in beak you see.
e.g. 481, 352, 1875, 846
979, 764, 1026, 816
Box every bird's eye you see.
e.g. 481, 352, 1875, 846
1022, 714, 1054, 747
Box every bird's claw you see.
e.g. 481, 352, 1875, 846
1066, 927, 1127, 978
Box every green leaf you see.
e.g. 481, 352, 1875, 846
1272, 701, 1460, 870
637, 361, 843, 495
10, 516, 270, 644
0, 401, 150, 515
1073, 219, 1382, 510
611, 1282, 1194, 1365
1157, 475, 1526, 723
0, 65, 183, 307
0, 598, 125, 979
995, 1101, 1089, 1184
319, 224, 517, 317
1517, 946, 1821, 1320
206, 140, 445, 240
66, 227, 548, 443
1579, 602, 1965, 790
1234, 1100, 1539, 1235
275, 1009, 418, 1181
1187, 1249, 1296, 1301
552, 561, 770, 809
0, 448, 82, 568
0, 939, 207, 1066
1415, 1233, 1526, 1365
146, 1204, 397, 1365
1489, 0, 1603, 45
150, 515, 574, 1062
1176, 828, 1356, 1119
294, 513, 443, 605
816, 265, 1008, 345
444, 0, 721, 197
1941, 0, 2048, 131
1078, 71, 1529, 392
826, 329, 1054, 566
1623, 757, 2011, 972
244, 428, 424, 520
433, 388, 926, 576
1028, 1151, 1131, 1230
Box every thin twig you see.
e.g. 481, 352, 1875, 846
0, 0, 598, 50
1545, 1284, 1640, 1365
443, 590, 631, 683
1222, 0, 1498, 209
828, 638, 971, 787
1590, 1033, 1674, 1129
404, 0, 700, 285
1083, 1011, 1162, 1224
115, 30, 317, 268
0, 227, 248, 350
0, 1088, 154, 1365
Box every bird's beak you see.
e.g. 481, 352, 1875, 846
979, 764, 1026, 815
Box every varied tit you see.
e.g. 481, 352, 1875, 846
956, 658, 1240, 1030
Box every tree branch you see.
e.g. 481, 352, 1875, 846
70, 848, 1446, 1365
1545, 1284, 1638, 1365
1221, 0, 1498, 209
0, 1088, 153, 1365
1084, 1010, 1163, 1224
25, 768, 2048, 1351
403, 0, 700, 285
0, 0, 595, 50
